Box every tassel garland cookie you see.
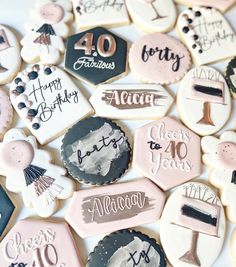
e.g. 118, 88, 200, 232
0, 128, 75, 218
202, 131, 236, 223
21, 0, 73, 64
0, 25, 21, 84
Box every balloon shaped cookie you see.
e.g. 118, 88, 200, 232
0, 128, 75, 218
202, 131, 236, 223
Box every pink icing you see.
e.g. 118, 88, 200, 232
39, 3, 64, 24
216, 142, 236, 170
133, 117, 201, 191
0, 220, 82, 266
65, 178, 166, 238
0, 89, 13, 138
129, 33, 191, 84
0, 140, 34, 171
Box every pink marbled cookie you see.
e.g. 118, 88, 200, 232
129, 33, 191, 84
0, 88, 13, 140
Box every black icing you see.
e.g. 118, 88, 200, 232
14, 77, 22, 84
44, 67, 52, 75
195, 11, 201, 17
61, 117, 131, 185
182, 26, 189, 33
181, 204, 217, 226
28, 71, 38, 80
0, 185, 15, 236
36, 23, 55, 36
18, 102, 26, 110
32, 123, 40, 130
193, 35, 199, 41
231, 170, 236, 184
65, 27, 127, 86
23, 165, 46, 186
193, 84, 223, 97
225, 57, 236, 94
28, 109, 37, 117
87, 230, 167, 267
16, 86, 25, 94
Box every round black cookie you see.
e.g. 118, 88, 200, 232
87, 229, 167, 267
225, 57, 236, 98
61, 117, 131, 185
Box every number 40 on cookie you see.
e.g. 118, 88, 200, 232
65, 27, 128, 86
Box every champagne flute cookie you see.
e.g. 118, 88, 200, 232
0, 88, 13, 140
202, 131, 236, 223
21, 0, 73, 64
0, 25, 21, 84
0, 128, 75, 218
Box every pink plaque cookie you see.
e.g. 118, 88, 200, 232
0, 219, 83, 267
65, 178, 166, 238
129, 33, 191, 84
133, 117, 201, 191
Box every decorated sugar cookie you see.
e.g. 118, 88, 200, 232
129, 33, 191, 84
177, 66, 231, 136
202, 131, 236, 223
177, 7, 236, 65
174, 0, 235, 13
226, 57, 236, 99
0, 25, 21, 85
66, 179, 166, 238
87, 229, 167, 267
0, 128, 75, 218
61, 117, 131, 185
0, 88, 13, 140
0, 219, 83, 267
0, 185, 15, 240
73, 0, 129, 30
126, 0, 177, 33
10, 64, 93, 145
21, 0, 73, 64
90, 84, 174, 119
160, 182, 225, 267
65, 27, 128, 86
133, 117, 201, 191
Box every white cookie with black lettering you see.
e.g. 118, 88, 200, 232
126, 0, 177, 33
0, 25, 21, 85
73, 0, 130, 30
177, 6, 236, 65
10, 64, 93, 145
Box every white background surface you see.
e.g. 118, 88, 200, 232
0, 1, 236, 266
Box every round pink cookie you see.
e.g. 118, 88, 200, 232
129, 33, 191, 84
0, 140, 34, 171
39, 3, 64, 24
0, 89, 13, 140
216, 142, 236, 170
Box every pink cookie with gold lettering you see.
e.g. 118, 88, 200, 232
0, 219, 82, 267
0, 88, 13, 140
65, 178, 166, 238
202, 131, 236, 223
129, 33, 191, 84
133, 117, 201, 191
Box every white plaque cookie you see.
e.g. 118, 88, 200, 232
10, 64, 93, 145
90, 84, 173, 119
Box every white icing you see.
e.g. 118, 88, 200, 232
90, 84, 173, 119
73, 0, 129, 29
69, 122, 129, 176
126, 0, 177, 33
107, 237, 161, 267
